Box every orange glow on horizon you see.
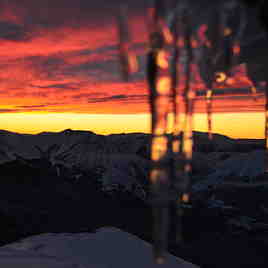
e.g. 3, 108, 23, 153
0, 112, 264, 139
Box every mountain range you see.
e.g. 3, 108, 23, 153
0, 129, 268, 268
0, 129, 265, 197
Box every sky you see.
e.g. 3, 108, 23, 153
0, 0, 266, 138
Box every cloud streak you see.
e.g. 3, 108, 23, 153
88, 94, 147, 103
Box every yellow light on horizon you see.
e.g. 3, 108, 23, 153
0, 112, 264, 139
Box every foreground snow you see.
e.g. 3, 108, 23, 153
0, 227, 198, 268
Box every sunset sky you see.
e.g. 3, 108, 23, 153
0, 0, 266, 139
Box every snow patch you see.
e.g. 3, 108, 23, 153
0, 227, 198, 268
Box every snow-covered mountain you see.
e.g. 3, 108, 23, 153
192, 150, 267, 193
0, 129, 240, 165
0, 227, 198, 268
0, 129, 152, 198
0, 129, 265, 200
0, 129, 150, 163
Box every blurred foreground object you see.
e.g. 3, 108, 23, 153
116, 0, 267, 263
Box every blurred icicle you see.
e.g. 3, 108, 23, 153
169, 1, 188, 155
181, 6, 194, 189
170, 7, 180, 147
172, 8, 194, 247
206, 89, 213, 140
228, 1, 247, 70
225, 2, 257, 100
199, 39, 214, 140
265, 81, 268, 153
198, 1, 243, 140
197, 11, 220, 140
221, 1, 256, 99
169, 3, 183, 166
233, 5, 257, 99
203, 1, 249, 139
116, 0, 259, 263
146, 0, 172, 263
117, 5, 138, 81
169, 1, 189, 245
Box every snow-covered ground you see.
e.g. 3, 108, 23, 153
0, 227, 198, 268
192, 150, 266, 193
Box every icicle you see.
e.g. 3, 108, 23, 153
146, 0, 171, 263
180, 7, 194, 204
197, 22, 217, 141
233, 2, 246, 65
170, 9, 180, 141
265, 81, 268, 153
169, 3, 185, 245
232, 3, 257, 101
208, 5, 228, 139
223, 2, 257, 103
198, 2, 233, 140
170, 1, 189, 152
115, 1, 258, 263
201, 1, 245, 139
117, 5, 138, 81
170, 5, 184, 162
182, 89, 195, 195
206, 89, 213, 140
165, 1, 194, 245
